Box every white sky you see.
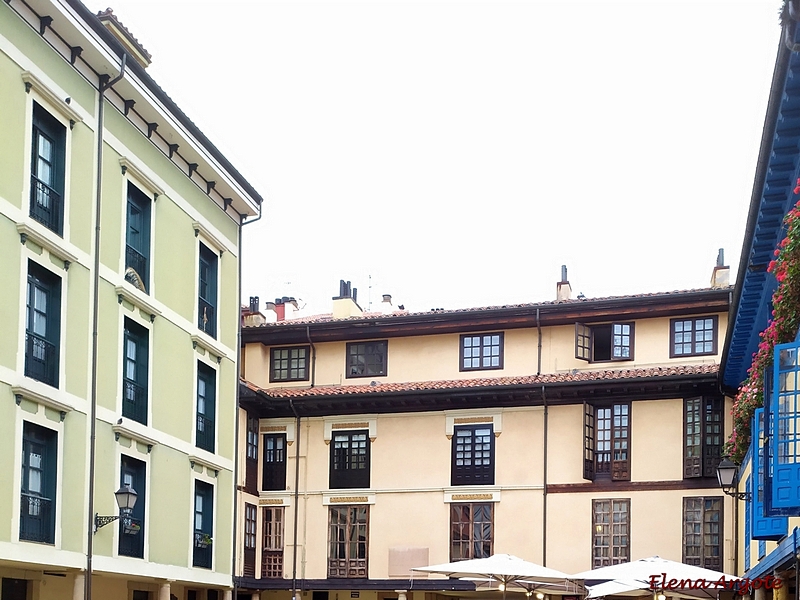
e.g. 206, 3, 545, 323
86, 0, 783, 315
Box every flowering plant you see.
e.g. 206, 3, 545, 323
724, 191, 800, 463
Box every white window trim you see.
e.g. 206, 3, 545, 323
445, 411, 502, 439
323, 416, 377, 444
118, 311, 154, 427
121, 175, 158, 297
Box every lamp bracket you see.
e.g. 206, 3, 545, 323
94, 513, 119, 533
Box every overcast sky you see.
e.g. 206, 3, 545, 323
86, 0, 783, 315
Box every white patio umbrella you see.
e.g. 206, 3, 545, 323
573, 557, 739, 599
413, 554, 584, 600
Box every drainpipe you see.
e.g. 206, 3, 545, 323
306, 326, 316, 387
85, 53, 126, 600
536, 309, 542, 376
289, 399, 302, 600
542, 384, 548, 566
233, 204, 262, 600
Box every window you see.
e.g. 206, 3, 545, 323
460, 333, 503, 371
30, 102, 65, 235
262, 506, 284, 578
25, 261, 61, 388
346, 341, 388, 378
119, 455, 146, 559
2, 579, 29, 600
575, 322, 634, 362
243, 503, 257, 578
684, 397, 722, 478
262, 433, 287, 491
592, 499, 630, 568
330, 430, 370, 489
198, 243, 218, 338
328, 505, 368, 578
451, 425, 494, 486
196, 363, 216, 453
270, 346, 309, 382
122, 319, 149, 425
683, 497, 722, 570
19, 422, 57, 544
450, 503, 492, 561
193, 480, 214, 569
125, 183, 151, 293
671, 316, 718, 358
583, 403, 630, 481
245, 415, 258, 492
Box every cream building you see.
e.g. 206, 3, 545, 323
0, 0, 261, 598
237, 270, 733, 600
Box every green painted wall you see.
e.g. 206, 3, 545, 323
148, 446, 191, 566
61, 413, 87, 552
68, 120, 97, 255
219, 252, 238, 350
64, 264, 90, 399
99, 142, 123, 272
214, 469, 233, 574
0, 51, 25, 209
0, 384, 15, 541
96, 281, 121, 412
151, 318, 193, 441
91, 423, 121, 558
0, 217, 21, 370
153, 195, 195, 322
218, 362, 236, 461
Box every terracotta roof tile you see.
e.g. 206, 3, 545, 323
243, 287, 731, 328
246, 364, 719, 398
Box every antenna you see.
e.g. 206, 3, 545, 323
368, 274, 372, 311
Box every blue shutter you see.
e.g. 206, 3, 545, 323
753, 408, 788, 536
744, 474, 751, 570
770, 341, 800, 512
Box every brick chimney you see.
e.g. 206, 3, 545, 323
710, 248, 730, 289
332, 280, 363, 319
556, 265, 572, 301
273, 296, 299, 322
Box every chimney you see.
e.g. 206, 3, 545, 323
96, 9, 152, 69
263, 301, 278, 323
274, 298, 286, 322
380, 294, 393, 315
556, 265, 572, 301
710, 248, 730, 288
332, 279, 363, 318
241, 296, 267, 326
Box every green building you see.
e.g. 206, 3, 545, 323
0, 1, 262, 598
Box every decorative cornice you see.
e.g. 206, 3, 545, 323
112, 422, 157, 451
192, 221, 227, 255
188, 454, 223, 475
120, 157, 164, 198
21, 71, 83, 125
191, 334, 228, 362
115, 284, 161, 321
17, 222, 78, 266
11, 384, 73, 418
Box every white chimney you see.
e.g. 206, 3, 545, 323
710, 248, 730, 289
380, 294, 393, 315
556, 265, 572, 301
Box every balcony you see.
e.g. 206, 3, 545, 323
193, 531, 212, 568
119, 517, 144, 558
19, 492, 54, 544
25, 332, 58, 387
198, 298, 216, 338
30, 175, 63, 235
196, 414, 215, 453
122, 379, 147, 425
125, 245, 148, 292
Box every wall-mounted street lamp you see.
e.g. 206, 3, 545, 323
94, 485, 138, 533
716, 457, 751, 501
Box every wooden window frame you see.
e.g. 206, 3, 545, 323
574, 322, 635, 363
262, 433, 287, 491
198, 242, 218, 339
346, 341, 388, 379
30, 102, 66, 236
451, 424, 495, 486
459, 333, 504, 372
683, 497, 723, 570
119, 454, 146, 559
584, 403, 630, 481
19, 422, 57, 544
192, 480, 214, 569
329, 429, 370, 489
270, 346, 310, 382
25, 261, 61, 388
328, 505, 369, 578
262, 506, 284, 578
670, 316, 718, 358
196, 362, 216, 453
245, 415, 259, 493
243, 503, 257, 578
592, 499, 630, 568
450, 503, 493, 561
683, 397, 723, 479
122, 318, 149, 425
125, 182, 151, 293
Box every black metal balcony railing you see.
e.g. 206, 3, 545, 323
25, 332, 58, 387
125, 245, 149, 292
30, 175, 63, 235
19, 492, 54, 544
198, 298, 216, 338
119, 517, 144, 558
122, 379, 147, 425
196, 414, 215, 453
193, 531, 213, 568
